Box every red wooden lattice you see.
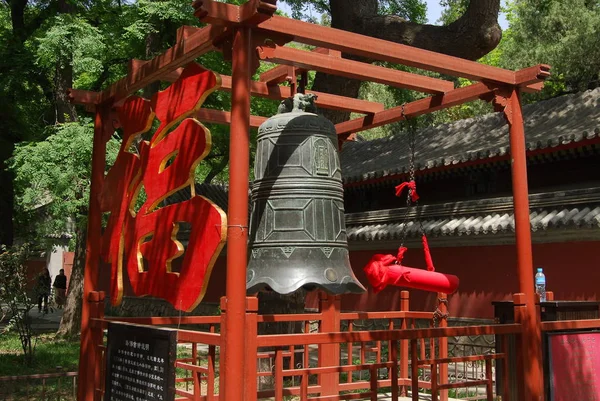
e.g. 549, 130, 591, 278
100, 63, 226, 311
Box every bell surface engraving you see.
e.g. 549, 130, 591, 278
247, 94, 366, 295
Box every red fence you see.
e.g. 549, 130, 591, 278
0, 371, 78, 400
82, 290, 540, 401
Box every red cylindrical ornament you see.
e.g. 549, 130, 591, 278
363, 253, 459, 294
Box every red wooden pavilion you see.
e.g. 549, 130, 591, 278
68, 2, 596, 401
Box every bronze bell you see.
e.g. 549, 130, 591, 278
246, 93, 366, 295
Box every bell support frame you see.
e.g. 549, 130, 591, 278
69, 1, 555, 400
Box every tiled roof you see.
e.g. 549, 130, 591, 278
340, 88, 600, 184
345, 187, 600, 241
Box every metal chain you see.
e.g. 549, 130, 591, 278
398, 105, 423, 248
432, 297, 450, 328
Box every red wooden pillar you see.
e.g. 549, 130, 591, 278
505, 88, 544, 401
90, 291, 106, 401
437, 293, 449, 401
399, 291, 409, 397
244, 297, 259, 401
223, 26, 253, 401
78, 105, 108, 401
318, 292, 341, 395
513, 293, 527, 401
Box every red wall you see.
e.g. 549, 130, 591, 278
319, 241, 600, 319
99, 241, 599, 319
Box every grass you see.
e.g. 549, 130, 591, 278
0, 332, 80, 376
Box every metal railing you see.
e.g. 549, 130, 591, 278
79, 291, 547, 401
0, 371, 78, 401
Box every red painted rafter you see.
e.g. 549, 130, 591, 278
260, 47, 341, 85
68, 89, 100, 105
100, 25, 227, 105
219, 75, 383, 114
69, 78, 383, 116
193, 0, 277, 26
193, 3, 516, 84
514, 64, 551, 87
257, 16, 551, 85
157, 71, 383, 114
335, 82, 500, 136
196, 108, 266, 128
257, 44, 454, 94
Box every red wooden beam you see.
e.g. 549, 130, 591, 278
260, 47, 341, 86
256, 44, 454, 94
126, 68, 383, 114
194, 3, 521, 84
100, 25, 226, 105
506, 88, 545, 400
193, 0, 277, 26
68, 78, 382, 116
514, 64, 551, 86
223, 26, 253, 401
77, 108, 109, 401
522, 82, 545, 93
335, 81, 499, 136
195, 108, 266, 128
255, 16, 523, 83
219, 75, 384, 114
68, 89, 99, 105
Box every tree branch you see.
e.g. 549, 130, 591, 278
312, 0, 502, 123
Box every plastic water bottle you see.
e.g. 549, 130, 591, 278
535, 267, 546, 302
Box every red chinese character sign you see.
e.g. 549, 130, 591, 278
100, 63, 227, 311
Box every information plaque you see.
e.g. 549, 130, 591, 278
104, 322, 177, 401
548, 331, 600, 401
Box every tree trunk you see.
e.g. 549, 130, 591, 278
0, 141, 14, 246
54, 62, 78, 123
56, 225, 86, 338
203, 155, 229, 184
143, 31, 161, 99
8, 0, 28, 44
313, 0, 502, 123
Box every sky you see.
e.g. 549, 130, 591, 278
278, 1, 509, 29
425, 0, 509, 29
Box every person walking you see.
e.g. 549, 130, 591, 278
36, 268, 51, 313
52, 268, 68, 308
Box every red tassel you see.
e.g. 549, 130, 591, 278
396, 246, 408, 264
422, 234, 435, 272
395, 181, 419, 202
363, 254, 396, 293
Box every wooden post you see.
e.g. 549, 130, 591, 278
438, 293, 449, 401
400, 290, 410, 397
391, 335, 399, 400
78, 106, 108, 401
411, 339, 419, 401
90, 291, 105, 401
431, 362, 438, 401
218, 296, 228, 398
513, 293, 527, 401
223, 26, 253, 401
505, 88, 544, 401
318, 292, 341, 396
244, 297, 259, 401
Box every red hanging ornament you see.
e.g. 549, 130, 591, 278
363, 235, 459, 294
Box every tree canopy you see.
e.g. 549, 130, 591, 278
1, 0, 598, 335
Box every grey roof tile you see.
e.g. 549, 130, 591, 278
346, 188, 600, 241
341, 88, 600, 183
